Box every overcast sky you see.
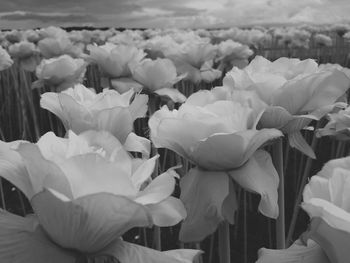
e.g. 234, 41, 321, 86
0, 0, 349, 29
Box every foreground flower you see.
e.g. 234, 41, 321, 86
149, 88, 282, 242
224, 56, 350, 158
34, 54, 87, 91
131, 58, 186, 103
0, 130, 198, 262
40, 84, 150, 157
0, 46, 13, 71
301, 156, 350, 263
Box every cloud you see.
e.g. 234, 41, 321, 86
0, 11, 97, 23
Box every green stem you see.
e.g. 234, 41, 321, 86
152, 226, 161, 250
218, 221, 231, 263
286, 130, 319, 246
273, 138, 285, 249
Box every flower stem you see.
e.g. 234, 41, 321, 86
218, 221, 231, 263
273, 138, 285, 249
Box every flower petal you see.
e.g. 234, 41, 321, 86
40, 92, 68, 129
228, 150, 279, 218
179, 167, 231, 242
0, 140, 34, 199
102, 239, 201, 263
0, 209, 76, 263
110, 78, 143, 94
256, 239, 330, 263
129, 93, 149, 121
124, 132, 150, 158
16, 142, 73, 198
191, 129, 282, 170
31, 189, 152, 253
154, 87, 187, 103
131, 155, 158, 190
146, 196, 187, 227
288, 131, 316, 159
304, 217, 350, 263
134, 171, 175, 205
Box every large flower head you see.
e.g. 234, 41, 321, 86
34, 54, 87, 91
0, 130, 195, 262
149, 88, 282, 241
40, 84, 149, 156
9, 41, 39, 71
224, 56, 350, 158
299, 156, 350, 263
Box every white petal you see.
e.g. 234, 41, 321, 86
124, 132, 150, 158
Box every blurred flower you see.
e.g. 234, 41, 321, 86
0, 46, 13, 71
168, 41, 222, 83
0, 130, 196, 262
9, 41, 39, 71
34, 54, 86, 91
38, 37, 83, 59
224, 56, 350, 158
131, 58, 186, 103
149, 88, 282, 242
316, 105, 350, 140
40, 84, 150, 156
314, 33, 333, 47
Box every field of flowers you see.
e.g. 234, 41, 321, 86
1, 24, 350, 263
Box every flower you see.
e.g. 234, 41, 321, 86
131, 58, 186, 103
168, 41, 222, 83
0, 46, 13, 71
149, 88, 282, 242
34, 54, 86, 91
0, 130, 197, 262
38, 37, 83, 59
8, 41, 39, 71
301, 156, 350, 263
224, 56, 350, 158
40, 84, 150, 157
316, 105, 350, 140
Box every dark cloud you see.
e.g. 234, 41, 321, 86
0, 12, 97, 23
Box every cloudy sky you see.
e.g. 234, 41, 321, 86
0, 0, 349, 29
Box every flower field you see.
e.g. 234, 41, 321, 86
1, 24, 350, 262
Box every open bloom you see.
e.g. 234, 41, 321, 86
168, 41, 222, 83
8, 41, 39, 71
131, 58, 187, 103
301, 156, 350, 263
34, 54, 86, 91
149, 88, 282, 242
40, 84, 150, 157
0, 130, 196, 262
224, 56, 350, 158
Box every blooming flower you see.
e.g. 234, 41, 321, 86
0, 130, 197, 262
34, 54, 87, 91
149, 88, 282, 242
224, 56, 350, 158
131, 58, 186, 103
8, 41, 39, 71
40, 84, 150, 157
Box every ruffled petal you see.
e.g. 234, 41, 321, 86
31, 189, 152, 253
110, 78, 143, 94
228, 150, 279, 218
179, 167, 231, 242
146, 196, 187, 226
102, 239, 201, 263
0, 209, 76, 263
0, 140, 34, 199
131, 155, 158, 190
256, 239, 330, 263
